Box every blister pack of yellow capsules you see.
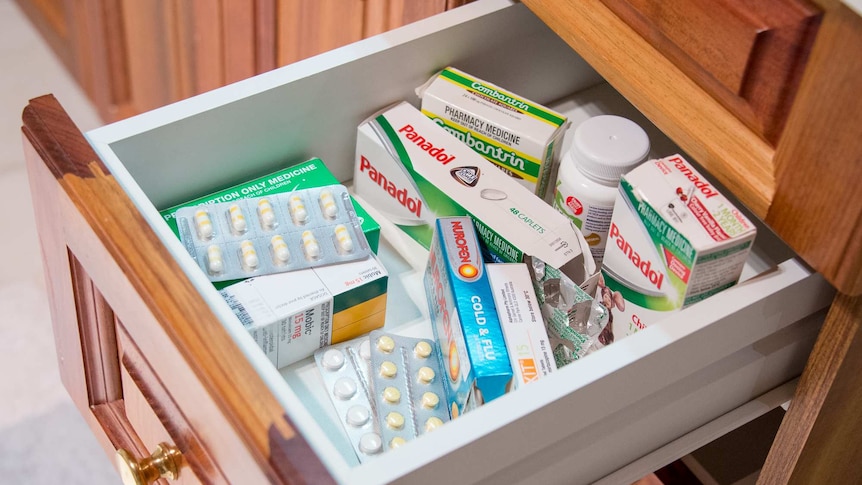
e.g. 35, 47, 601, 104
176, 184, 370, 282
367, 330, 450, 450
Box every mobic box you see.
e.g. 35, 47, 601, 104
601, 154, 756, 341
221, 254, 388, 369
416, 67, 569, 199
425, 217, 513, 418
486, 263, 556, 387
355, 101, 594, 285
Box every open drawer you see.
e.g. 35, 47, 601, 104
23, 1, 835, 484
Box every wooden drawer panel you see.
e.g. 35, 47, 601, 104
598, 0, 821, 144
26, 1, 834, 483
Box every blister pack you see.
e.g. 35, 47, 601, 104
313, 336, 383, 462
176, 185, 370, 282
367, 330, 450, 450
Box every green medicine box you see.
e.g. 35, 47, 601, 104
160, 158, 381, 288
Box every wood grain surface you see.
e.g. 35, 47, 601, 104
22, 95, 332, 484
118, 322, 215, 483
599, 0, 820, 144
522, 0, 776, 219
766, 3, 862, 296
759, 292, 862, 484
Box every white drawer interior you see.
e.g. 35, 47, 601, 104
84, 1, 835, 483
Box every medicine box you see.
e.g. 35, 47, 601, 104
486, 263, 556, 387
601, 154, 757, 340
355, 101, 594, 285
160, 158, 381, 284
416, 67, 568, 199
221, 253, 388, 369
424, 217, 512, 418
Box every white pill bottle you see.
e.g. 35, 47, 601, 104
553, 115, 650, 267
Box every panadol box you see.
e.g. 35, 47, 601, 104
416, 67, 568, 199
354, 101, 594, 285
601, 154, 756, 341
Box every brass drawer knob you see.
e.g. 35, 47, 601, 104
116, 443, 183, 485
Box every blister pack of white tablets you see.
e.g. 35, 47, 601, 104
176, 185, 370, 282
367, 330, 450, 450
314, 336, 384, 462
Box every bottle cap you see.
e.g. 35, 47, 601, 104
569, 115, 650, 183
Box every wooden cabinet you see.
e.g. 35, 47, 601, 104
15, 0, 469, 122
597, 0, 821, 145
20, 0, 862, 483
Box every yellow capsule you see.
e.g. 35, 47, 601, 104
206, 245, 223, 274
376, 335, 395, 353
414, 341, 432, 359
382, 386, 401, 404
319, 189, 338, 219
389, 437, 407, 449
257, 198, 276, 229
385, 412, 405, 430
417, 366, 435, 384
302, 230, 320, 260
194, 210, 213, 239
379, 361, 397, 378
240, 240, 259, 269
424, 416, 444, 432
334, 224, 354, 253
421, 392, 439, 409
289, 194, 308, 224
271, 235, 290, 264
228, 204, 247, 233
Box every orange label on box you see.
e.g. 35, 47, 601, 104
518, 359, 538, 383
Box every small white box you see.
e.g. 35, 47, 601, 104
221, 255, 388, 368
486, 263, 556, 387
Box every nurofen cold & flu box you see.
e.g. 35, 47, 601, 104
221, 253, 388, 369
424, 217, 513, 418
486, 263, 556, 387
355, 101, 595, 285
416, 67, 568, 199
601, 154, 756, 341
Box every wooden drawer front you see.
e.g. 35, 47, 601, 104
22, 95, 332, 484
117, 321, 213, 485
599, 0, 821, 144
34, 1, 834, 483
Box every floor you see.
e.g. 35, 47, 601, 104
0, 0, 119, 482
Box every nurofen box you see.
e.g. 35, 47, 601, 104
424, 217, 513, 418
160, 158, 381, 275
601, 154, 756, 341
355, 101, 595, 285
221, 254, 388, 369
416, 67, 569, 199
486, 263, 556, 387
